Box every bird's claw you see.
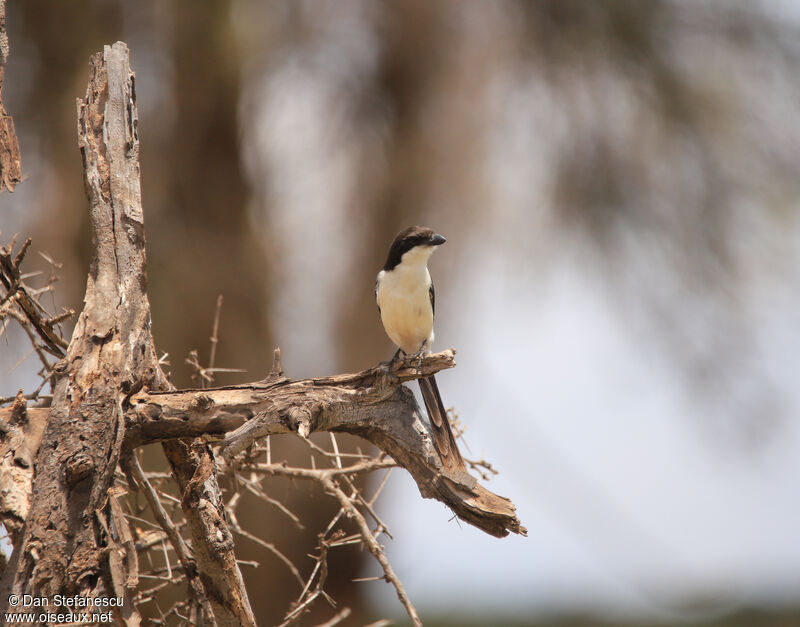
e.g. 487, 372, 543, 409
385, 348, 405, 372
410, 342, 427, 369
385, 344, 426, 373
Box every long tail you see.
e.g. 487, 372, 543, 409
418, 374, 465, 469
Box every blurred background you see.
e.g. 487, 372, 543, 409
2, 0, 800, 625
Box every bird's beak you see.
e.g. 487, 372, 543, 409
431, 233, 446, 246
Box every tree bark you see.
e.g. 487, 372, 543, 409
0, 0, 21, 192
161, 439, 255, 627
0, 393, 46, 548
1, 41, 157, 622
0, 43, 256, 626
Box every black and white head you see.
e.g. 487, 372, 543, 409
382, 226, 446, 272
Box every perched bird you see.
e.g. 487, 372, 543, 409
375, 226, 465, 469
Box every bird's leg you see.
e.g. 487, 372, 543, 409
385, 347, 405, 371
410, 340, 428, 368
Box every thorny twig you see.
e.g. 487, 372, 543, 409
185, 348, 246, 387
0, 236, 73, 363
226, 492, 305, 588
127, 453, 216, 623
185, 294, 245, 388
226, 433, 423, 626
208, 294, 223, 382
0, 237, 72, 411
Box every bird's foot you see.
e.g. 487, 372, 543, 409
410, 342, 427, 368
386, 348, 405, 372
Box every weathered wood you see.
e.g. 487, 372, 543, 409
1, 349, 527, 539
0, 0, 21, 192
127, 351, 527, 539
124, 351, 457, 448
162, 439, 256, 627
3, 351, 526, 540
0, 42, 157, 622
0, 43, 256, 627
0, 393, 46, 546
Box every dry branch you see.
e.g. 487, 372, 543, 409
0, 42, 161, 619
1, 43, 255, 627
0, 237, 72, 357
126, 351, 526, 539
126, 455, 216, 624
161, 438, 256, 627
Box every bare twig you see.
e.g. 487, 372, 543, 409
225, 495, 304, 588
322, 474, 422, 626
127, 454, 215, 623
313, 606, 352, 627
0, 237, 72, 356
208, 294, 223, 378
236, 473, 304, 529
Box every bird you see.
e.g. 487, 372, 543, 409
375, 226, 465, 469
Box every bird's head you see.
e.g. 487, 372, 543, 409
383, 226, 446, 271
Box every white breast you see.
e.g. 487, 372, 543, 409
376, 264, 435, 355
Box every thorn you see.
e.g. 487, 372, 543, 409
45, 308, 75, 326
7, 233, 18, 255
14, 237, 32, 270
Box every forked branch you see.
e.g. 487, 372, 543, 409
125, 351, 526, 539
